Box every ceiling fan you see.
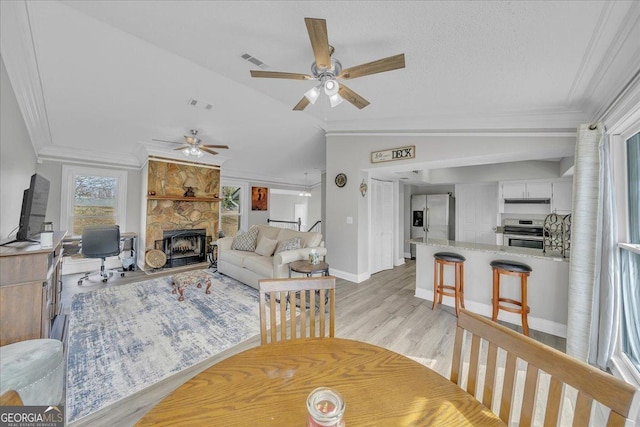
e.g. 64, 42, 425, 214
250, 17, 405, 111
153, 129, 229, 158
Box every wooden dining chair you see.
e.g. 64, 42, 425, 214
0, 390, 24, 406
451, 309, 639, 427
258, 276, 336, 345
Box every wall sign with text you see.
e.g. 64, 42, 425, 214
371, 146, 415, 163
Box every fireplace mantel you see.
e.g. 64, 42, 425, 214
147, 196, 221, 202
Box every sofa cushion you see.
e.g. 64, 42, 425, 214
243, 255, 274, 278
277, 228, 322, 248
256, 224, 281, 243
255, 236, 278, 257
220, 248, 251, 267
232, 226, 259, 251
275, 237, 302, 254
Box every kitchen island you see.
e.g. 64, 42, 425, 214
410, 238, 569, 337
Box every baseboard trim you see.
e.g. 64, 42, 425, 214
329, 268, 369, 284
414, 289, 567, 338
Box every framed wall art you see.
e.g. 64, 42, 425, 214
251, 186, 268, 211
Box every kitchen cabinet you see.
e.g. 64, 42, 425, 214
552, 180, 573, 214
502, 182, 552, 199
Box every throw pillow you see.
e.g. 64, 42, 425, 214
255, 236, 278, 257
275, 237, 302, 254
232, 226, 259, 251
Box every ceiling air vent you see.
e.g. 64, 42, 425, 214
187, 98, 213, 110
241, 53, 269, 69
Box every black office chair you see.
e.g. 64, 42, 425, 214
78, 225, 124, 285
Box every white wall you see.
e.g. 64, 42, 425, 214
0, 56, 37, 240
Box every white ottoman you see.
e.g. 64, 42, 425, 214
0, 339, 64, 405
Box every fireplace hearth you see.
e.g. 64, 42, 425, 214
159, 229, 206, 268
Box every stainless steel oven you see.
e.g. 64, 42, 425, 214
502, 218, 545, 251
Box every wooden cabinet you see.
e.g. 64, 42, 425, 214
502, 182, 552, 199
0, 232, 65, 346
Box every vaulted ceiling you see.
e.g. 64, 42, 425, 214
1, 1, 639, 186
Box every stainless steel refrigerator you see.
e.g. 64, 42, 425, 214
410, 194, 455, 258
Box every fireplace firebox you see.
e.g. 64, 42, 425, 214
158, 229, 206, 268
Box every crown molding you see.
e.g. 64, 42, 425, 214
37, 145, 141, 169
0, 0, 53, 154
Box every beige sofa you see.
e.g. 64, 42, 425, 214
218, 224, 327, 289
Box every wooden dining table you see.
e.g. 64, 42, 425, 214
136, 338, 505, 426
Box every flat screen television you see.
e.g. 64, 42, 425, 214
2, 173, 50, 245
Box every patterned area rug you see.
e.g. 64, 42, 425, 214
65, 271, 260, 424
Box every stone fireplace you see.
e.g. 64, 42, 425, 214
159, 229, 206, 268
144, 158, 220, 268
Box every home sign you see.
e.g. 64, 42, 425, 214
371, 146, 415, 163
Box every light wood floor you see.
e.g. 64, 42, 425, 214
61, 260, 565, 426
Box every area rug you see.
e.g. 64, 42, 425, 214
65, 271, 260, 424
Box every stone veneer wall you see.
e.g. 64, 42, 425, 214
145, 159, 220, 251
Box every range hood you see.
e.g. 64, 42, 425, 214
504, 198, 551, 204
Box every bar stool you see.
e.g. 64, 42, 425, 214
432, 252, 466, 316
490, 260, 532, 336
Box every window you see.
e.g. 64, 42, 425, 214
611, 110, 640, 389
61, 166, 127, 235
219, 179, 248, 238
619, 131, 640, 376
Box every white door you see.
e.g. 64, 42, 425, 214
371, 179, 394, 274
456, 183, 499, 244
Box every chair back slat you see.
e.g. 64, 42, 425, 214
483, 342, 499, 410
467, 334, 481, 395
573, 391, 593, 427
500, 352, 518, 423
451, 309, 639, 427
259, 276, 336, 345
519, 364, 539, 427
543, 376, 563, 427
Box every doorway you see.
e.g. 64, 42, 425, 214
370, 179, 394, 274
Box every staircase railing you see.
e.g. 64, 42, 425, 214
267, 218, 301, 230
307, 220, 321, 233
267, 218, 322, 233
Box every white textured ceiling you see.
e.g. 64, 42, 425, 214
2, 1, 639, 186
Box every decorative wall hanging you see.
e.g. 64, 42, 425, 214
251, 186, 268, 211
360, 180, 368, 197
335, 173, 347, 188
371, 145, 415, 163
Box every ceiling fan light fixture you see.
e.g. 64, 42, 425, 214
304, 85, 321, 104
329, 93, 344, 108
324, 79, 339, 96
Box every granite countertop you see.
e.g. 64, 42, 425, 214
409, 237, 569, 262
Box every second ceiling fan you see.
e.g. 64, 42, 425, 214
250, 17, 405, 111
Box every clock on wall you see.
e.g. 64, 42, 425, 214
335, 173, 347, 188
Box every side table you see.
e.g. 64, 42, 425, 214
288, 260, 329, 277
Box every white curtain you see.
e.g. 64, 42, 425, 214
566, 123, 619, 368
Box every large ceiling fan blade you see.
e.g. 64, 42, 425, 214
338, 53, 406, 80
202, 144, 229, 149
304, 18, 331, 70
250, 70, 312, 80
293, 96, 311, 111
173, 146, 186, 151
200, 147, 218, 156
338, 84, 370, 109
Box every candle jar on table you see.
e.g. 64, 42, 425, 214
307, 387, 345, 427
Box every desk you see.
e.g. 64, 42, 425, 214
136, 338, 504, 426
62, 232, 138, 271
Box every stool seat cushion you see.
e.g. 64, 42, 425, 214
172, 270, 210, 287
490, 260, 532, 273
434, 252, 466, 262
0, 339, 63, 405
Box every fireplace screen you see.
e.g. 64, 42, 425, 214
158, 229, 206, 268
